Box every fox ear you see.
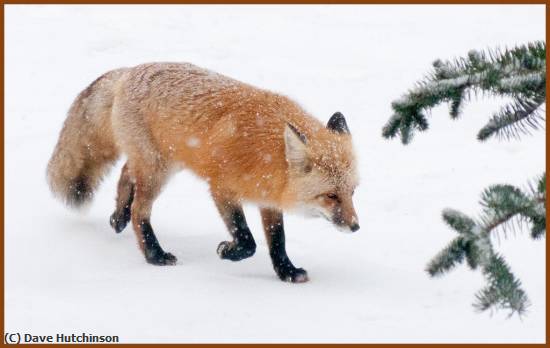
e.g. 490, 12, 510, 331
327, 112, 350, 134
284, 124, 310, 172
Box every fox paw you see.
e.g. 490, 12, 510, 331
217, 241, 256, 261
109, 211, 130, 233
145, 250, 177, 266
276, 266, 309, 283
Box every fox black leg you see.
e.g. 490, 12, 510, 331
213, 194, 256, 261
130, 163, 176, 266
216, 207, 256, 261
138, 219, 177, 265
110, 163, 134, 233
260, 208, 308, 283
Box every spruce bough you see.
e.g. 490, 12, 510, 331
382, 41, 545, 143
426, 175, 546, 315
383, 42, 546, 316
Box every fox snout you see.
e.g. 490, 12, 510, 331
334, 216, 360, 233
333, 202, 360, 233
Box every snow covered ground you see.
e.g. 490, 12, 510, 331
5, 5, 546, 343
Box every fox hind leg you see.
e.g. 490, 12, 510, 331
213, 192, 256, 261
130, 161, 176, 266
260, 208, 308, 283
110, 162, 134, 233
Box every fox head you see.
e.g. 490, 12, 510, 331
283, 112, 360, 232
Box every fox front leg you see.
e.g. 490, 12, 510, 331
212, 193, 256, 261
260, 208, 308, 283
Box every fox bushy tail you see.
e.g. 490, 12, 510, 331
47, 69, 126, 207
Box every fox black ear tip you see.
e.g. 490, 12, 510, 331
329, 112, 346, 124
327, 112, 350, 134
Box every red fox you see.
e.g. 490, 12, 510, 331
47, 63, 359, 282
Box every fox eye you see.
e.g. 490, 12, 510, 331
326, 193, 338, 200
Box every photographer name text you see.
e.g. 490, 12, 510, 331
5, 332, 119, 344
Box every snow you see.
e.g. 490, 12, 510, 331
5, 4, 545, 343
499, 72, 545, 90
185, 136, 201, 148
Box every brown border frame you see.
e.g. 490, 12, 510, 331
1, 1, 547, 346
2, 1, 550, 5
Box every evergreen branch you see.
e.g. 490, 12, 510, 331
474, 254, 530, 316
479, 185, 531, 226
537, 173, 546, 194
527, 174, 546, 239
427, 174, 545, 316
382, 41, 546, 144
529, 214, 546, 239
464, 241, 481, 270
449, 91, 465, 119
426, 237, 468, 276
381, 114, 402, 140
496, 71, 546, 98
442, 208, 476, 235
479, 179, 546, 240
477, 95, 545, 141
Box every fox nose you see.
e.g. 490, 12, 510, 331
350, 223, 360, 232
